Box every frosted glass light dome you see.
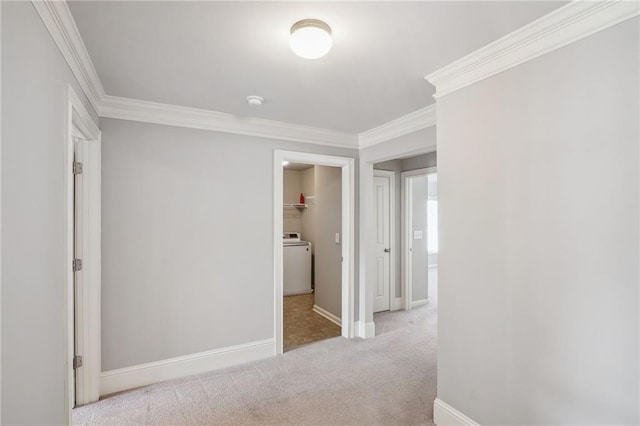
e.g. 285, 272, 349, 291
289, 19, 332, 60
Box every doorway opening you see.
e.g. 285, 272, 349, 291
274, 151, 355, 355
402, 167, 438, 309
370, 153, 437, 317
65, 87, 101, 421
282, 163, 342, 351
427, 173, 438, 304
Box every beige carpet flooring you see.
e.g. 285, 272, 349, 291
73, 300, 437, 425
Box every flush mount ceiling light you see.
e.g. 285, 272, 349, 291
246, 95, 264, 107
290, 19, 332, 60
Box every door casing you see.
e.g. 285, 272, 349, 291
273, 150, 355, 354
65, 86, 101, 420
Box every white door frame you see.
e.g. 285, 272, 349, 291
65, 86, 101, 419
372, 170, 397, 311
273, 150, 355, 354
401, 167, 435, 310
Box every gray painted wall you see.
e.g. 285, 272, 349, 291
101, 118, 357, 370
373, 159, 402, 172
1, 3, 98, 424
361, 126, 436, 164
283, 169, 303, 233
313, 166, 342, 318
437, 18, 639, 425
402, 152, 437, 171
301, 167, 316, 254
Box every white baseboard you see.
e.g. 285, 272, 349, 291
411, 299, 429, 308
391, 297, 404, 311
313, 304, 342, 326
434, 398, 480, 426
100, 338, 274, 396
355, 321, 375, 339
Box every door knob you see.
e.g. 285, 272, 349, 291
384, 248, 391, 253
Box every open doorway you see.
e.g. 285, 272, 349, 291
402, 166, 437, 309
427, 173, 438, 304
273, 151, 355, 355
282, 163, 342, 351
372, 153, 437, 313
366, 151, 437, 347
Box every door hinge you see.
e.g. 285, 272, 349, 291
72, 258, 83, 272
73, 355, 83, 369
73, 161, 83, 175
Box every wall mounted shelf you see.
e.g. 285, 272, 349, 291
284, 203, 307, 211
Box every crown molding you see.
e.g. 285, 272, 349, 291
31, 0, 359, 148
100, 95, 359, 148
30, 0, 437, 150
31, 0, 105, 113
358, 104, 436, 149
425, 0, 640, 99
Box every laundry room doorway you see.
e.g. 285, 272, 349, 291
274, 151, 355, 354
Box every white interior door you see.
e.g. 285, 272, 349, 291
373, 175, 391, 313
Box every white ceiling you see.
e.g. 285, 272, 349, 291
68, 1, 564, 134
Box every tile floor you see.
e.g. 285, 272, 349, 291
283, 293, 341, 351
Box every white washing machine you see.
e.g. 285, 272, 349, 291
283, 232, 312, 296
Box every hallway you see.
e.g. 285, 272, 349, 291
73, 302, 437, 425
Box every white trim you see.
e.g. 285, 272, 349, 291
391, 298, 404, 311
358, 104, 436, 148
411, 299, 429, 308
355, 321, 376, 339
425, 1, 640, 99
30, 0, 360, 148
313, 305, 342, 327
0, 1, 3, 419
373, 170, 397, 312
434, 398, 480, 426
100, 339, 274, 396
30, 0, 443, 149
100, 95, 359, 149
65, 86, 101, 418
274, 151, 355, 354
31, 0, 105, 112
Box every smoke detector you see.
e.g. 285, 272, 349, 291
246, 95, 264, 107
